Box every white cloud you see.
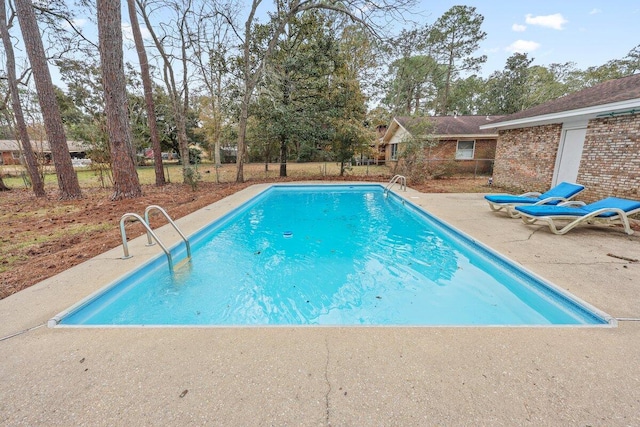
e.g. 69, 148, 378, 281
525, 13, 568, 30
121, 23, 152, 41
512, 23, 527, 32
589, 8, 602, 15
505, 40, 541, 53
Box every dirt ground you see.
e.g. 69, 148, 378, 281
0, 174, 496, 299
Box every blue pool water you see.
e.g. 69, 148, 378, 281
54, 185, 611, 326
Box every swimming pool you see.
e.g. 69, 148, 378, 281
50, 184, 613, 327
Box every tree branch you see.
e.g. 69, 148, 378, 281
31, 4, 98, 49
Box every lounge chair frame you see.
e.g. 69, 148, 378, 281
518, 201, 640, 235
485, 182, 585, 218
487, 194, 575, 218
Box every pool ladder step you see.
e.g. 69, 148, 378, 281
119, 205, 191, 272
384, 174, 407, 195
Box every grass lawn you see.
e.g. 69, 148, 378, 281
1, 162, 393, 189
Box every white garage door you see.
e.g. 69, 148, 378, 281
554, 127, 586, 185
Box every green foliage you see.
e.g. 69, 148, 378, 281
381, 6, 488, 116
188, 147, 202, 165
430, 160, 458, 180
429, 5, 487, 114
18, 6, 640, 187
365, 107, 392, 129
249, 12, 342, 172
481, 52, 534, 114
524, 64, 574, 109
446, 75, 485, 115
132, 84, 203, 160
54, 59, 109, 152
183, 166, 201, 191
297, 142, 325, 162
326, 40, 371, 176
383, 55, 443, 115
176, 146, 203, 165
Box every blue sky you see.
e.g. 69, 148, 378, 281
57, 0, 639, 85
413, 0, 640, 76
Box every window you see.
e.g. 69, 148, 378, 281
390, 143, 398, 160
455, 140, 475, 159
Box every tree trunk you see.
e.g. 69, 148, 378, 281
234, 5, 258, 185
235, 100, 248, 182
0, 0, 45, 197
0, 176, 9, 191
14, 0, 82, 200
97, 0, 142, 199
279, 67, 291, 178
213, 80, 222, 167
179, 18, 191, 178
138, 0, 191, 183
441, 49, 455, 115
279, 134, 287, 177
126, 0, 165, 186
175, 105, 190, 171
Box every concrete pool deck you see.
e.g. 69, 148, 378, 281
1, 182, 639, 425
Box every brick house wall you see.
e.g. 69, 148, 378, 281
390, 138, 497, 173
468, 138, 496, 174
1, 151, 20, 165
422, 138, 496, 173
493, 124, 562, 192
578, 113, 640, 202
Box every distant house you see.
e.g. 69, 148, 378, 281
370, 124, 388, 164
0, 140, 87, 166
381, 115, 504, 174
480, 73, 640, 202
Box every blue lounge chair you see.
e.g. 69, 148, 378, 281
515, 197, 640, 235
484, 182, 585, 218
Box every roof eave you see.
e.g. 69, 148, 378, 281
382, 118, 409, 143
479, 98, 640, 130
431, 133, 499, 139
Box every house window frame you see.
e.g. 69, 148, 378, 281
390, 143, 398, 160
455, 140, 475, 160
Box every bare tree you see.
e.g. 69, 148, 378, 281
136, 0, 194, 183
0, 0, 45, 197
97, 0, 142, 199
14, 0, 82, 199
190, 1, 236, 168
126, 0, 165, 186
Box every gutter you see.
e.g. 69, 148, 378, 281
480, 98, 640, 130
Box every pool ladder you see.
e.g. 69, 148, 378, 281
119, 205, 191, 272
384, 174, 407, 196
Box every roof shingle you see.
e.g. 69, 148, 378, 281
396, 115, 504, 136
488, 73, 640, 125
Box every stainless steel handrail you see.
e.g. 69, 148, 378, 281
385, 174, 407, 195
119, 213, 173, 271
144, 205, 192, 259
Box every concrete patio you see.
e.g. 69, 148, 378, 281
1, 183, 639, 426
